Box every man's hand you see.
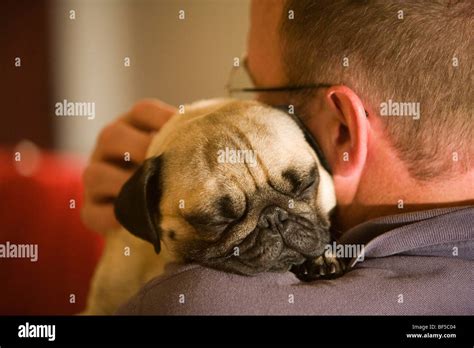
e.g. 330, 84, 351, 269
81, 99, 177, 234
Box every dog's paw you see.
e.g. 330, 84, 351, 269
291, 252, 348, 282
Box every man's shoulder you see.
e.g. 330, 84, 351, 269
116, 255, 473, 315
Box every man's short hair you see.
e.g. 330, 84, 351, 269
280, 0, 473, 180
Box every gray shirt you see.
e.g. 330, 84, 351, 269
116, 206, 473, 315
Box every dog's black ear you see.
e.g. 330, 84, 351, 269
114, 156, 163, 253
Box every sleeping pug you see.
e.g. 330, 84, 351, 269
84, 99, 346, 315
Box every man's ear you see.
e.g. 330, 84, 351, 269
323, 85, 368, 203
114, 155, 163, 253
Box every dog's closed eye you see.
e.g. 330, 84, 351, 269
183, 211, 235, 233
182, 195, 246, 236
282, 166, 319, 196
217, 195, 241, 220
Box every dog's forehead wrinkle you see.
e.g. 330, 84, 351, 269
147, 99, 234, 157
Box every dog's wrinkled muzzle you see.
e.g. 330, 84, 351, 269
233, 205, 330, 273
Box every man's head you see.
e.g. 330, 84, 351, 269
248, 0, 473, 231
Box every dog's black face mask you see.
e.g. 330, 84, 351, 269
179, 174, 332, 275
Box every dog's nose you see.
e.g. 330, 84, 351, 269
258, 206, 289, 229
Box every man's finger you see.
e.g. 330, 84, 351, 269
83, 162, 133, 200
122, 99, 177, 131
92, 121, 153, 163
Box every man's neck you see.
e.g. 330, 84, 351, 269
334, 171, 474, 234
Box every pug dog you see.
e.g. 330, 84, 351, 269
83, 99, 346, 315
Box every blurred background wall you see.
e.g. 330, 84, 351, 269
1, 1, 53, 149
1, 0, 250, 155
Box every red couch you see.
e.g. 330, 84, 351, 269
0, 148, 104, 315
